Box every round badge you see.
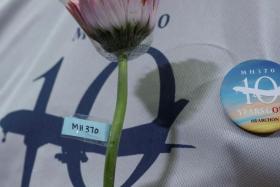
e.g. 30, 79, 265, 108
220, 59, 280, 134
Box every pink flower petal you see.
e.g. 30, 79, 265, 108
102, 0, 127, 27
78, 0, 99, 28
65, 0, 159, 31
127, 0, 143, 25
140, 0, 153, 25
147, 0, 159, 28
66, 1, 91, 33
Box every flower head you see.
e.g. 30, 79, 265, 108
61, 0, 159, 60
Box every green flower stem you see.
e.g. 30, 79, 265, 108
104, 54, 128, 187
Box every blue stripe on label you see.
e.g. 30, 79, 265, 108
61, 117, 111, 142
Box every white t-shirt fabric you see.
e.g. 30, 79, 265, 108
1, 0, 280, 186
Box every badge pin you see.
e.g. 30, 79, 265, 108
220, 60, 280, 134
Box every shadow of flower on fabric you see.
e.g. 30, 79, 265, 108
135, 58, 219, 186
